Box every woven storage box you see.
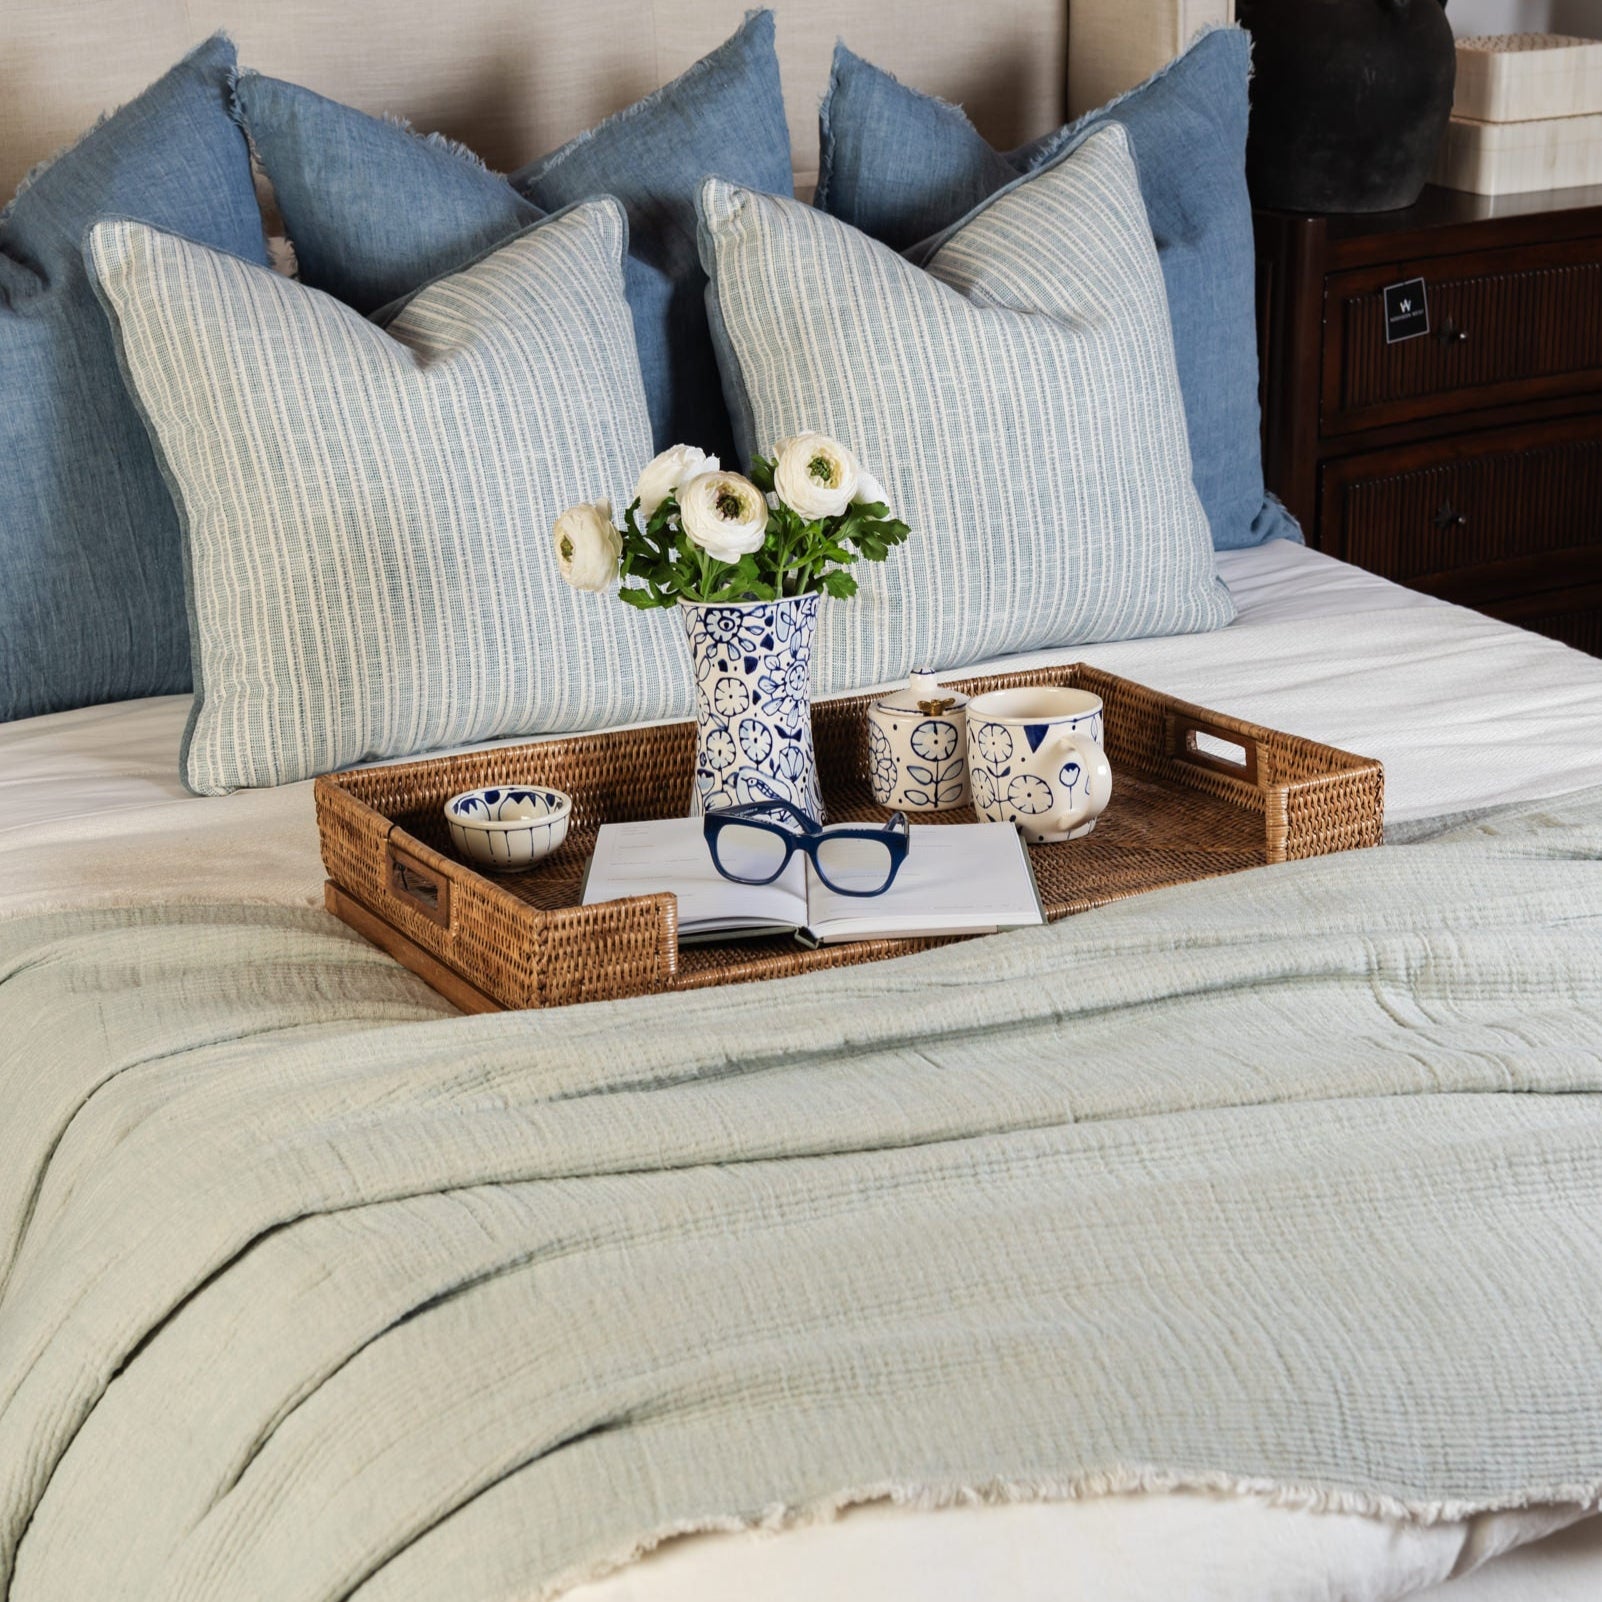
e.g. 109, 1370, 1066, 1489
1434, 109, 1602, 196
1452, 34, 1602, 124
317, 663, 1384, 1013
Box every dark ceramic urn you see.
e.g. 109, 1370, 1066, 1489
1238, 0, 1456, 214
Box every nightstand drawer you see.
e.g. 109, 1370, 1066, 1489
1319, 418, 1602, 604
1322, 239, 1602, 435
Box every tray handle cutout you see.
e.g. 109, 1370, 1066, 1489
1170, 714, 1261, 787
387, 839, 451, 929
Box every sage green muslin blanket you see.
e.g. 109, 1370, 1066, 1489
2, 791, 1601, 1601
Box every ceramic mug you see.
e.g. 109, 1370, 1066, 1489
867, 671, 970, 812
965, 687, 1113, 843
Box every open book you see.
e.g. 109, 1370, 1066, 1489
583, 817, 1044, 946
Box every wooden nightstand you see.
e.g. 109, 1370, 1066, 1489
1255, 183, 1602, 656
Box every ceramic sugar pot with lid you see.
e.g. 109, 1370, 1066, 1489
866, 670, 970, 812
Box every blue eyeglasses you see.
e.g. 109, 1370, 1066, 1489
703, 782, 910, 897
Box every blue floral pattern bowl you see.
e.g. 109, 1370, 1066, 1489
444, 786, 571, 873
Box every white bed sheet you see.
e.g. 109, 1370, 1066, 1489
4, 541, 1602, 1602
6, 543, 1602, 925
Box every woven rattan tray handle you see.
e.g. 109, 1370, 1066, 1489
1169, 713, 1261, 787
387, 838, 451, 929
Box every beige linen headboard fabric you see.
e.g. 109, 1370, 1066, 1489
0, 0, 1068, 202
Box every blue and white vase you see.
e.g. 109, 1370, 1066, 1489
681, 593, 823, 819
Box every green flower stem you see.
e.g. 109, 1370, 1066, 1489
765, 515, 784, 599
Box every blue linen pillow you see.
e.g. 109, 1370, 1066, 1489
235, 9, 791, 463
0, 35, 266, 722
815, 28, 1298, 552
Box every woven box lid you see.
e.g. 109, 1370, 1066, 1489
1454, 34, 1602, 124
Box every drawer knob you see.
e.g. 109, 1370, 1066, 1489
1435, 319, 1469, 346
1433, 502, 1469, 531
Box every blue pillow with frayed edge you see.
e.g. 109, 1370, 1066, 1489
815, 28, 1300, 553
0, 34, 266, 722
236, 9, 791, 465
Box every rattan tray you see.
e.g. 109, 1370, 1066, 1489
316, 663, 1384, 1012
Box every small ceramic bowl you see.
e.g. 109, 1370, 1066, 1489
444, 786, 571, 873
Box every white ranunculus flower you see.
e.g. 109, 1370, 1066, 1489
553, 501, 621, 592
634, 444, 718, 521
678, 471, 769, 564
773, 432, 858, 521
852, 466, 887, 507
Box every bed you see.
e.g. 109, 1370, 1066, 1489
6, 538, 1602, 1602
4, 3, 1602, 1600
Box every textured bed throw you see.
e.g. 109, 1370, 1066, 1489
3, 793, 1602, 1599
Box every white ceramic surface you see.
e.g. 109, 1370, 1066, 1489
444, 785, 571, 872
966, 686, 1113, 843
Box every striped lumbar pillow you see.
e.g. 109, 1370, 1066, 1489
699, 123, 1233, 697
89, 203, 690, 794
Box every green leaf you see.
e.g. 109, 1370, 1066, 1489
843, 515, 911, 565
747, 455, 776, 494
820, 569, 859, 599
646, 498, 679, 541
714, 575, 774, 603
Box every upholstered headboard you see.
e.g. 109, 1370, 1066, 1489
0, 0, 1069, 201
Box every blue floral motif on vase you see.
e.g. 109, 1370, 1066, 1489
681, 594, 823, 817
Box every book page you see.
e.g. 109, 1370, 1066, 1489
583, 818, 808, 936
806, 823, 1043, 943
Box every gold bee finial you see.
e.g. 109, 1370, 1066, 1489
909, 669, 956, 718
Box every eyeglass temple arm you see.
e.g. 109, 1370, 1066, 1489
739, 779, 819, 831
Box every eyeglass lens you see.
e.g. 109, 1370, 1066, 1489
711, 821, 793, 883
812, 832, 896, 894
